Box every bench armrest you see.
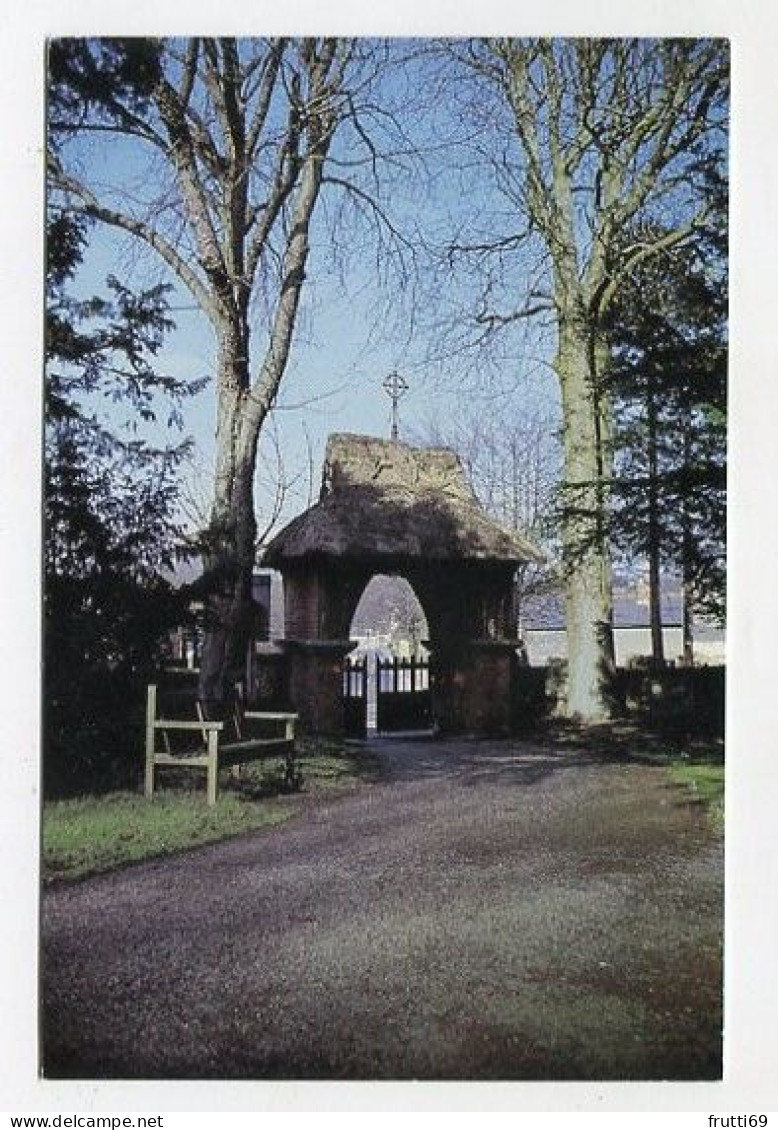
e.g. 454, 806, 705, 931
155, 718, 224, 732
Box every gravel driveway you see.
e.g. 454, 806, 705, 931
41, 737, 723, 1080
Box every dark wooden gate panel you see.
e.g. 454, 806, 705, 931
343, 654, 368, 738
376, 655, 432, 732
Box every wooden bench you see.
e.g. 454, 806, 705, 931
144, 683, 300, 805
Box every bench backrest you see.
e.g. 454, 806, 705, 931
152, 677, 245, 746
196, 698, 242, 743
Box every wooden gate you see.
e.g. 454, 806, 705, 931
376, 655, 432, 733
343, 654, 368, 738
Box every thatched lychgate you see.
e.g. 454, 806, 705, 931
263, 434, 544, 735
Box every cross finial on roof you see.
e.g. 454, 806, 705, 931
382, 370, 409, 441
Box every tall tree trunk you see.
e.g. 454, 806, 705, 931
557, 319, 614, 720
592, 335, 616, 676
198, 328, 258, 715
648, 536, 665, 666
647, 381, 665, 666
196, 131, 328, 712
177, 42, 339, 716
681, 427, 695, 665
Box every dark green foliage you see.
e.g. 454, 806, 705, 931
607, 666, 725, 739
509, 663, 725, 739
559, 211, 727, 634
44, 210, 202, 796
606, 223, 727, 624
47, 38, 162, 136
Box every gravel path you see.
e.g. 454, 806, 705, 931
41, 737, 723, 1080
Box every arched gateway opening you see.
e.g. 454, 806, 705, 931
263, 434, 544, 736
347, 574, 432, 736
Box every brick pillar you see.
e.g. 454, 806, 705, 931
433, 640, 517, 735
282, 639, 354, 736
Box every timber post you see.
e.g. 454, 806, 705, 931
144, 684, 157, 800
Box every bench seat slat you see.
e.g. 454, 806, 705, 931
220, 738, 293, 753
244, 711, 298, 722
151, 753, 212, 768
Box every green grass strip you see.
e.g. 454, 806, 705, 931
667, 759, 725, 834
42, 790, 292, 883
43, 744, 380, 883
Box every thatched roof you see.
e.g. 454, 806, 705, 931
263, 434, 545, 567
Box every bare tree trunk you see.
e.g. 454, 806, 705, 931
682, 569, 694, 665
558, 319, 614, 720
648, 539, 665, 666
196, 125, 327, 711
681, 428, 695, 665
198, 329, 258, 714
647, 383, 665, 666
592, 336, 616, 678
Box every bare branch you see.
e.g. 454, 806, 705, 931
595, 208, 710, 318
49, 157, 219, 323
153, 73, 231, 301
246, 39, 286, 158
474, 301, 554, 329
321, 174, 417, 259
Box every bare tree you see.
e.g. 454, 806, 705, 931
410, 403, 560, 623
443, 38, 728, 718
48, 37, 408, 712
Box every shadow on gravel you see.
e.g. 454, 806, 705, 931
360, 718, 723, 790
362, 734, 623, 789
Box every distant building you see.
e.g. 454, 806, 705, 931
168, 566, 284, 673
520, 572, 725, 666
